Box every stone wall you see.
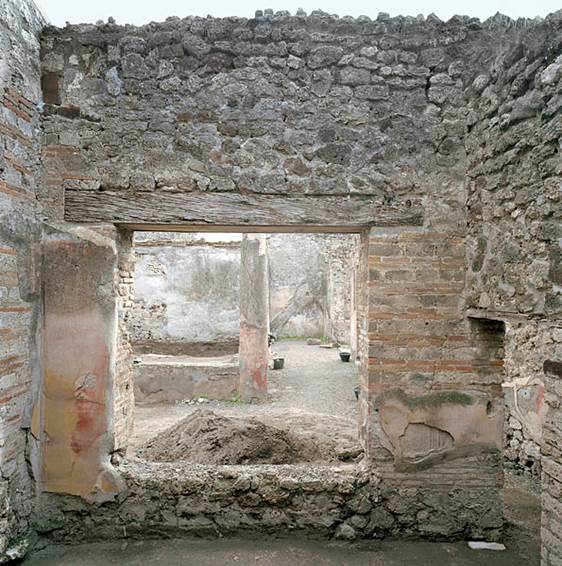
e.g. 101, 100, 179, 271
268, 233, 358, 343
463, 13, 562, 561
542, 360, 562, 565
465, 17, 561, 317
323, 234, 359, 346
33, 460, 502, 544
0, 0, 45, 561
268, 234, 328, 339
503, 320, 551, 477
114, 228, 135, 451
32, 8, 562, 557
35, 11, 552, 544
465, 13, 562, 480
131, 232, 241, 354
39, 12, 498, 228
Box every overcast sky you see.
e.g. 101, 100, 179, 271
35, 0, 560, 27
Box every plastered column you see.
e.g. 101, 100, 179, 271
41, 228, 123, 500
239, 234, 269, 401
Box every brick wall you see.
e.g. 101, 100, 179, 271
114, 228, 135, 452
0, 0, 45, 560
365, 227, 504, 536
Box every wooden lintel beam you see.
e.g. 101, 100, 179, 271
64, 190, 424, 230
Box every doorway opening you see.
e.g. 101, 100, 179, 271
127, 231, 364, 467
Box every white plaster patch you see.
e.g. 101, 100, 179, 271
468, 541, 506, 551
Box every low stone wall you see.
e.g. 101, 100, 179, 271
134, 354, 239, 404
33, 460, 503, 543
133, 339, 239, 357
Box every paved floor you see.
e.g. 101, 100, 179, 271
23, 537, 531, 566
131, 340, 358, 452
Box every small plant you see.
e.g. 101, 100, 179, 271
224, 394, 246, 405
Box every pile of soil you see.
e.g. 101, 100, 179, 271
139, 409, 362, 465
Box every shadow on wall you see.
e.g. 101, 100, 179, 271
268, 234, 359, 344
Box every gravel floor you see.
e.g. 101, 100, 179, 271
268, 340, 358, 416
130, 340, 359, 453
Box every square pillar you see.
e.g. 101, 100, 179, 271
239, 234, 269, 401
41, 228, 124, 500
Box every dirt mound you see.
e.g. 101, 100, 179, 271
139, 409, 362, 465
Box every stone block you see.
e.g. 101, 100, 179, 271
134, 354, 239, 403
